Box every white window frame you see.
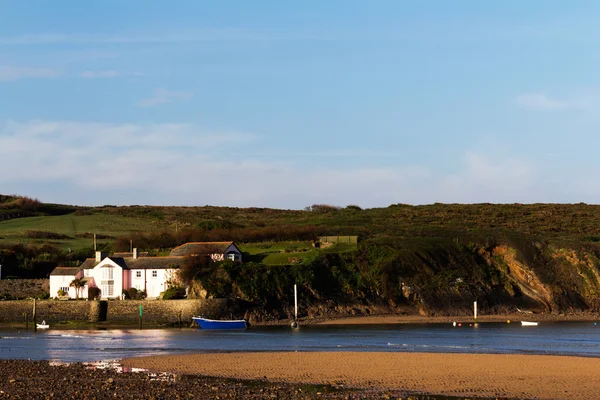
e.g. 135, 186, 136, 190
135, 271, 142, 278
102, 267, 114, 280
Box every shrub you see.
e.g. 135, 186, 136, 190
162, 286, 186, 300
127, 287, 146, 300
88, 287, 101, 300
57, 289, 66, 297
121, 289, 130, 299
37, 292, 50, 300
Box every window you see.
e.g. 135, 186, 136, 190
102, 283, 114, 297
152, 270, 158, 278
135, 271, 142, 278
102, 267, 114, 280
59, 286, 69, 293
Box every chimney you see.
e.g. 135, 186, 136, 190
133, 248, 138, 259
95, 251, 102, 262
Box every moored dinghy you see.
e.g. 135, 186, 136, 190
521, 321, 539, 326
36, 320, 49, 329
192, 316, 247, 330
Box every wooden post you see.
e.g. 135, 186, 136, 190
33, 299, 37, 332
474, 300, 477, 322
139, 305, 143, 330
294, 284, 298, 321
179, 310, 182, 329
291, 284, 299, 328
24, 312, 28, 330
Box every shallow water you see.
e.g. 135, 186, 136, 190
1, 321, 599, 362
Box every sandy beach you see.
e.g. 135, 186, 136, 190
122, 351, 600, 399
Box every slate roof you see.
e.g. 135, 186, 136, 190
169, 241, 236, 257
113, 251, 149, 258
77, 256, 182, 271
79, 258, 98, 270
106, 257, 128, 269
125, 256, 183, 270
50, 267, 82, 276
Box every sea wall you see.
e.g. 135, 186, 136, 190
0, 298, 243, 326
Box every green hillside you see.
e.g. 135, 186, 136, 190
3, 196, 600, 319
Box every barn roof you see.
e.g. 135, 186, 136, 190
169, 241, 235, 257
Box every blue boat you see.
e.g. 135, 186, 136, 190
192, 316, 247, 330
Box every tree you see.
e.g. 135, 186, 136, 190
70, 278, 85, 299
178, 255, 212, 285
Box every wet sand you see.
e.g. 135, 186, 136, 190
312, 312, 600, 325
123, 351, 600, 399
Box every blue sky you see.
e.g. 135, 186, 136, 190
1, 1, 600, 208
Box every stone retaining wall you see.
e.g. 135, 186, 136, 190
0, 279, 49, 299
0, 298, 244, 326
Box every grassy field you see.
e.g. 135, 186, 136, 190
0, 213, 171, 251
2, 200, 600, 254
239, 241, 357, 265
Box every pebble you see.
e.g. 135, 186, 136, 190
0, 359, 454, 399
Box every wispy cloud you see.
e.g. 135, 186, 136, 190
515, 93, 573, 111
0, 65, 59, 82
137, 88, 193, 107
0, 30, 269, 46
79, 70, 142, 79
79, 70, 120, 78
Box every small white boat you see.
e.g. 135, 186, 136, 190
36, 320, 49, 329
521, 321, 539, 326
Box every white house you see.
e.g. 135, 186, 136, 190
49, 242, 243, 299
49, 266, 86, 298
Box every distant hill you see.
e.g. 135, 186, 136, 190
4, 195, 600, 318
0, 195, 77, 221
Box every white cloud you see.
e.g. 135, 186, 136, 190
515, 93, 572, 111
0, 120, 592, 208
439, 152, 536, 203
0, 65, 59, 82
137, 88, 193, 107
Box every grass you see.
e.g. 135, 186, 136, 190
0, 214, 168, 251
3, 201, 600, 254
239, 241, 358, 265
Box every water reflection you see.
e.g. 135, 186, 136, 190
1, 322, 600, 362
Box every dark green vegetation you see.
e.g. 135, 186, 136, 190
3, 195, 600, 317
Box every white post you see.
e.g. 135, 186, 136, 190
474, 300, 477, 321
93, 233, 97, 252
294, 284, 298, 320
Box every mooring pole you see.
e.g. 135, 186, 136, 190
139, 305, 143, 330
291, 284, 299, 328
33, 298, 37, 332
294, 284, 298, 321
179, 310, 182, 329
24, 312, 28, 330
474, 300, 478, 322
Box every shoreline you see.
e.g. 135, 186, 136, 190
122, 351, 600, 400
0, 311, 598, 330
265, 311, 600, 326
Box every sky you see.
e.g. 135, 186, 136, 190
1, 1, 600, 209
